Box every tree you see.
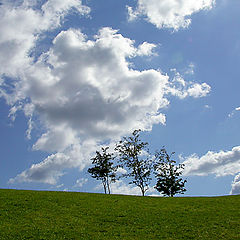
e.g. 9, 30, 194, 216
88, 147, 117, 194
154, 148, 187, 197
115, 129, 152, 196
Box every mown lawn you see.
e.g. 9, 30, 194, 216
0, 189, 239, 239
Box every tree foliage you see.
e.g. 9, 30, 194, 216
115, 129, 152, 196
154, 148, 187, 197
88, 147, 117, 194
88, 131, 188, 197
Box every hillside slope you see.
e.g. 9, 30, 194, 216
0, 189, 239, 239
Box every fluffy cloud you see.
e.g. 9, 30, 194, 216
128, 0, 215, 30
110, 180, 160, 196
183, 146, 240, 177
230, 173, 240, 195
33, 127, 77, 152
0, 0, 90, 78
137, 42, 157, 56
168, 71, 211, 99
9, 140, 97, 185
9, 153, 70, 185
24, 27, 172, 143
111, 180, 141, 195
1, 1, 211, 185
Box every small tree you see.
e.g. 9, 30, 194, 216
115, 129, 152, 196
154, 148, 187, 197
88, 147, 117, 194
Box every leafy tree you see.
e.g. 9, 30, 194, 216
115, 129, 152, 196
88, 147, 117, 194
154, 148, 187, 197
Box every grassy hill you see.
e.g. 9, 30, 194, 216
0, 189, 240, 239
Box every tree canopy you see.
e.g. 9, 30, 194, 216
115, 129, 152, 196
88, 147, 117, 194
154, 148, 187, 197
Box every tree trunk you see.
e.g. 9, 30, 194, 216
106, 176, 111, 194
140, 186, 145, 196
170, 187, 174, 197
102, 180, 107, 194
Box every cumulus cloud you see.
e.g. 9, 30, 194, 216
182, 146, 240, 177
230, 173, 240, 195
10, 139, 98, 185
137, 42, 157, 56
9, 153, 70, 185
33, 127, 77, 152
111, 180, 142, 195
168, 71, 211, 99
0, 0, 90, 78
187, 83, 211, 98
28, 27, 171, 141
110, 180, 159, 196
1, 1, 211, 185
128, 0, 215, 30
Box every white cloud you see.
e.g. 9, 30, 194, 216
2, 1, 211, 185
10, 140, 98, 185
230, 173, 240, 195
116, 168, 128, 175
183, 146, 240, 177
33, 126, 77, 152
127, 5, 138, 22
0, 0, 90, 79
168, 72, 211, 99
9, 153, 70, 185
128, 0, 215, 30
42, 0, 90, 18
111, 180, 142, 195
74, 178, 88, 188
26, 118, 33, 139
110, 180, 160, 196
29, 28, 171, 141
137, 42, 157, 56
147, 186, 162, 197
228, 106, 240, 118
187, 83, 211, 98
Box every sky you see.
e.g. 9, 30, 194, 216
0, 0, 240, 196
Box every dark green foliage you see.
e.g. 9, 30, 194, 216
115, 129, 152, 196
88, 147, 117, 194
1, 189, 240, 239
154, 148, 187, 197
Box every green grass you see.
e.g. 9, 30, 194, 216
0, 189, 240, 239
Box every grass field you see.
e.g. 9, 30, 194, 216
0, 189, 240, 239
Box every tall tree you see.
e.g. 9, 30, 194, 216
154, 148, 187, 197
88, 147, 117, 194
115, 129, 152, 196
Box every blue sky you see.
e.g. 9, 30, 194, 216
0, 0, 240, 196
